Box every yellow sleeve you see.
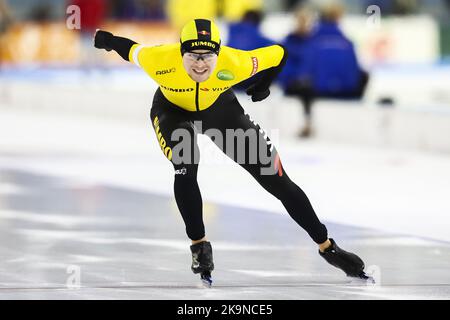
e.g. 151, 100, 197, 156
129, 44, 157, 69
246, 45, 284, 76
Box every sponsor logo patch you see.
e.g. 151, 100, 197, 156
153, 116, 173, 161
212, 86, 230, 92
217, 69, 235, 81
250, 57, 258, 76
200, 87, 230, 92
160, 85, 194, 92
175, 168, 187, 175
274, 153, 283, 177
156, 68, 176, 76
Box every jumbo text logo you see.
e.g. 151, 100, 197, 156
191, 41, 216, 49
153, 116, 173, 161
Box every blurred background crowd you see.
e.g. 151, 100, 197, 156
1, 0, 449, 141
1, 0, 450, 23
1, 0, 449, 59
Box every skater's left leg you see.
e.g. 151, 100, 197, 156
203, 95, 369, 279
234, 131, 369, 278
242, 154, 330, 245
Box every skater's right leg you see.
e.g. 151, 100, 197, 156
150, 90, 214, 283
150, 93, 205, 241
172, 160, 214, 281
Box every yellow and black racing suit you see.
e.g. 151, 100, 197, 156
95, 33, 328, 244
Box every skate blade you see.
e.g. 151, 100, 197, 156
201, 273, 213, 288
348, 272, 376, 285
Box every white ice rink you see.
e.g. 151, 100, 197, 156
1, 67, 450, 299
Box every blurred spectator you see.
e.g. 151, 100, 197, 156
0, 0, 12, 33
310, 3, 368, 97
278, 5, 316, 90
167, 0, 217, 29
109, 0, 137, 20
221, 0, 263, 22
30, 3, 53, 22
138, 0, 165, 20
285, 0, 308, 10
363, 0, 418, 15
393, 0, 418, 14
71, 0, 106, 32
279, 2, 369, 138
227, 10, 276, 91
0, 0, 13, 66
110, 0, 165, 21
363, 0, 394, 14
227, 10, 275, 50
70, 0, 106, 67
278, 5, 316, 137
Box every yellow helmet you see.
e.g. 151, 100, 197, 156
180, 19, 221, 55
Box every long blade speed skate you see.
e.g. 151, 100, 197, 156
319, 238, 375, 283
190, 241, 214, 288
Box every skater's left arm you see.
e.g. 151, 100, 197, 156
245, 45, 288, 102
94, 30, 137, 62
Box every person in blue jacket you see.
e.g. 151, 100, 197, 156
279, 3, 369, 138
227, 10, 275, 50
278, 6, 316, 137
227, 10, 276, 91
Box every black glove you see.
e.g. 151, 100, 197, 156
94, 30, 113, 51
246, 84, 271, 102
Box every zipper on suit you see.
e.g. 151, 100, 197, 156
195, 82, 200, 112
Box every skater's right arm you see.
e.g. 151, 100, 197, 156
94, 30, 137, 62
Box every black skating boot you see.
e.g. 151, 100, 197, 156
319, 238, 373, 281
190, 241, 214, 287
